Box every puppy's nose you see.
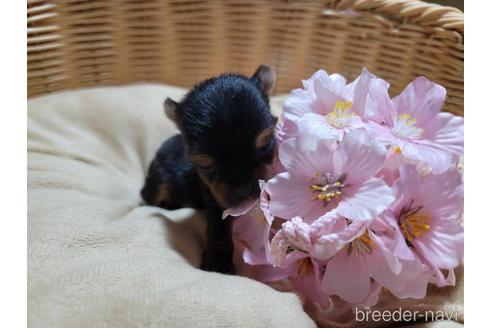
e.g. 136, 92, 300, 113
236, 183, 260, 199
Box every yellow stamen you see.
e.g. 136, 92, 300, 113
297, 258, 312, 276
334, 101, 345, 110
310, 184, 329, 192
399, 113, 416, 124
392, 114, 424, 139
346, 231, 374, 256
400, 213, 431, 242
310, 177, 344, 205
326, 101, 355, 129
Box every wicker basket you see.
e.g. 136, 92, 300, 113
27, 0, 464, 116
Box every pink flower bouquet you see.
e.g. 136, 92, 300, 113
225, 69, 464, 310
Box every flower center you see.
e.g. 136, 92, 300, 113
346, 231, 373, 256
310, 174, 346, 205
392, 114, 424, 139
296, 258, 313, 276
326, 100, 355, 129
399, 200, 431, 242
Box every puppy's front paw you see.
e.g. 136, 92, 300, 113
200, 249, 236, 275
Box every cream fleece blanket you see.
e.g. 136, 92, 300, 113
27, 84, 463, 327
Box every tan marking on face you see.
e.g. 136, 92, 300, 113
255, 164, 273, 181
198, 173, 230, 207
255, 126, 275, 149
155, 184, 170, 204
191, 154, 215, 169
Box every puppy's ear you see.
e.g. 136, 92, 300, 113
164, 97, 179, 123
252, 65, 276, 95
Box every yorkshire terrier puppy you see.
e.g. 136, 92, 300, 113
141, 65, 277, 274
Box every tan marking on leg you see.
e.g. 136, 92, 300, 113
199, 173, 230, 207
155, 184, 170, 204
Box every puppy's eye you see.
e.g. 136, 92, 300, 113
197, 162, 214, 171
192, 154, 215, 171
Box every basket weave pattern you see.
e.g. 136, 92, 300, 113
27, 0, 464, 116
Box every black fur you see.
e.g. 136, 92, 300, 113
142, 68, 277, 274
141, 135, 206, 210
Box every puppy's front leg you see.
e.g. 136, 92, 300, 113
200, 201, 235, 275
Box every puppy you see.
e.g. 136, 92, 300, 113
141, 65, 277, 274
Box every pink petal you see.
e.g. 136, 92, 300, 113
310, 214, 366, 260
279, 133, 335, 178
232, 212, 269, 252
313, 74, 347, 115
373, 246, 431, 300
259, 180, 275, 224
366, 231, 401, 275
292, 259, 331, 309
333, 128, 387, 184
302, 69, 335, 92
390, 164, 422, 215
366, 231, 430, 299
296, 113, 342, 141
369, 215, 393, 232
429, 263, 456, 287
387, 258, 431, 299
384, 213, 417, 261
271, 155, 286, 176
413, 217, 464, 270
420, 112, 464, 156
275, 116, 299, 144
337, 178, 395, 222
268, 172, 331, 221
416, 168, 463, 219
393, 76, 446, 124
316, 72, 347, 98
349, 68, 372, 117
282, 88, 318, 122
399, 140, 453, 174
363, 120, 396, 146
242, 247, 268, 266
256, 262, 297, 283
355, 283, 381, 308
223, 198, 258, 219
366, 76, 394, 125
282, 70, 337, 121
322, 249, 372, 304
302, 70, 325, 89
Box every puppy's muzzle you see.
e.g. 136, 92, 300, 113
234, 183, 261, 201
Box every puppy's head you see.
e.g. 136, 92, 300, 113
165, 65, 277, 207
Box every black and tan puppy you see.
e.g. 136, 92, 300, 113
141, 65, 277, 274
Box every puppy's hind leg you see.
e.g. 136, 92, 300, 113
141, 160, 184, 210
